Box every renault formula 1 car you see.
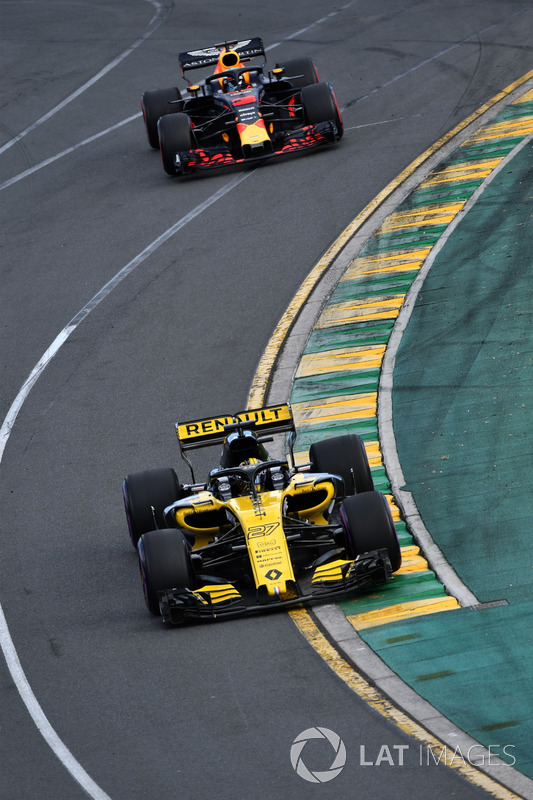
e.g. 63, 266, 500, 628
122, 404, 401, 625
141, 37, 343, 176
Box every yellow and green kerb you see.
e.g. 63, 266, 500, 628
289, 87, 533, 631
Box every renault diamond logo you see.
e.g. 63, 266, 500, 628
265, 569, 282, 580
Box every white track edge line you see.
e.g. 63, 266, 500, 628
0, 0, 168, 157
0, 169, 252, 799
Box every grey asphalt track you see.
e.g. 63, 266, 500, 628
1, 1, 533, 798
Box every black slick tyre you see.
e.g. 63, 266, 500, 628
300, 82, 344, 138
158, 113, 195, 175
141, 87, 183, 149
340, 491, 401, 571
309, 434, 374, 497
122, 467, 183, 548
137, 529, 194, 615
278, 57, 319, 88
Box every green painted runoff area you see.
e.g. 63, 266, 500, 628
362, 141, 533, 777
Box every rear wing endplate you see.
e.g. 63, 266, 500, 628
179, 37, 265, 76
176, 403, 295, 451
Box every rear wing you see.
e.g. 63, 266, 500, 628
178, 37, 265, 76
176, 403, 294, 451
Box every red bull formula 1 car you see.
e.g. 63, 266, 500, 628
141, 37, 343, 176
122, 404, 401, 625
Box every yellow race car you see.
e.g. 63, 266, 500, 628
122, 404, 401, 624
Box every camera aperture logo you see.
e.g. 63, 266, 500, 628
291, 727, 346, 783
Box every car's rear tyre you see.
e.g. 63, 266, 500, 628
301, 82, 344, 138
141, 87, 183, 149
122, 467, 183, 548
340, 492, 401, 571
158, 112, 195, 175
309, 434, 374, 497
279, 57, 319, 88
138, 529, 194, 615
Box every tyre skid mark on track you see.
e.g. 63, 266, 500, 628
0, 114, 142, 193
341, 8, 529, 112
1, 4, 531, 795
0, 171, 253, 461
0, 602, 113, 799
0, 169, 253, 800
0, 0, 360, 188
0, 5, 377, 798
2, 2, 526, 191
0, 0, 170, 157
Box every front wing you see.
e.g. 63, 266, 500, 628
158, 549, 392, 625
171, 122, 339, 175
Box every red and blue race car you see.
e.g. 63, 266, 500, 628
141, 37, 343, 176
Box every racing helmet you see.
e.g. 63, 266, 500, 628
221, 74, 238, 92
239, 458, 264, 491
220, 429, 268, 468
218, 49, 242, 70
215, 49, 243, 92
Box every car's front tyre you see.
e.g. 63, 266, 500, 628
158, 112, 196, 175
301, 82, 344, 139
137, 529, 194, 615
340, 491, 401, 571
